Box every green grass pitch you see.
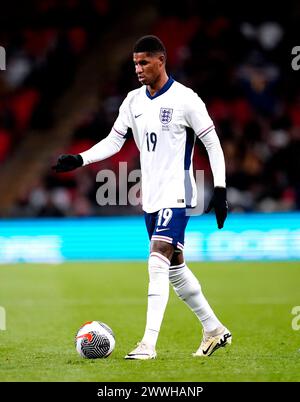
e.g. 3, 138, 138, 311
0, 261, 300, 382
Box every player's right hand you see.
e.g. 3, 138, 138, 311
52, 154, 83, 173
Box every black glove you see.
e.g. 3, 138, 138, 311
205, 187, 228, 229
52, 154, 83, 173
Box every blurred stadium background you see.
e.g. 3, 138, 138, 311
0, 0, 300, 383
0, 0, 299, 262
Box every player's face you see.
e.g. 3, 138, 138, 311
133, 52, 164, 86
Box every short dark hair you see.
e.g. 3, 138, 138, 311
133, 35, 166, 57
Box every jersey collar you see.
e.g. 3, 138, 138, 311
146, 76, 174, 100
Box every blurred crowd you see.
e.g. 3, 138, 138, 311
0, 0, 110, 158
1, 0, 299, 217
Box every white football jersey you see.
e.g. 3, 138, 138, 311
112, 77, 215, 213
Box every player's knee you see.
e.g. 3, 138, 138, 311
151, 240, 174, 261
169, 265, 201, 296
148, 252, 170, 278
169, 263, 185, 285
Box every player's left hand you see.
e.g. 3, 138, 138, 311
205, 187, 228, 229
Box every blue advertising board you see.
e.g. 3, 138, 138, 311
0, 212, 299, 263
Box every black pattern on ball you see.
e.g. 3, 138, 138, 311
80, 331, 110, 359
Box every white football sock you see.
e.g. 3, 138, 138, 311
169, 262, 223, 333
141, 252, 170, 348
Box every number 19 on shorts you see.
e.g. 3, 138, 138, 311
157, 208, 173, 227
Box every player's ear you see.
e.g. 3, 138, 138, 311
158, 54, 165, 66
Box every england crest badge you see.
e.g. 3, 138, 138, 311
160, 108, 173, 125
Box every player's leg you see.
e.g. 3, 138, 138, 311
169, 251, 232, 356
170, 250, 223, 333
125, 210, 175, 360
142, 240, 174, 344
125, 240, 174, 360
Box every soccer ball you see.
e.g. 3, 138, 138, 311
75, 321, 115, 359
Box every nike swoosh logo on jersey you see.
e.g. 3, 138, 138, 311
134, 113, 143, 118
156, 228, 170, 232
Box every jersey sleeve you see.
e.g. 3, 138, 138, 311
113, 94, 132, 135
200, 128, 226, 188
80, 128, 126, 165
184, 90, 215, 138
